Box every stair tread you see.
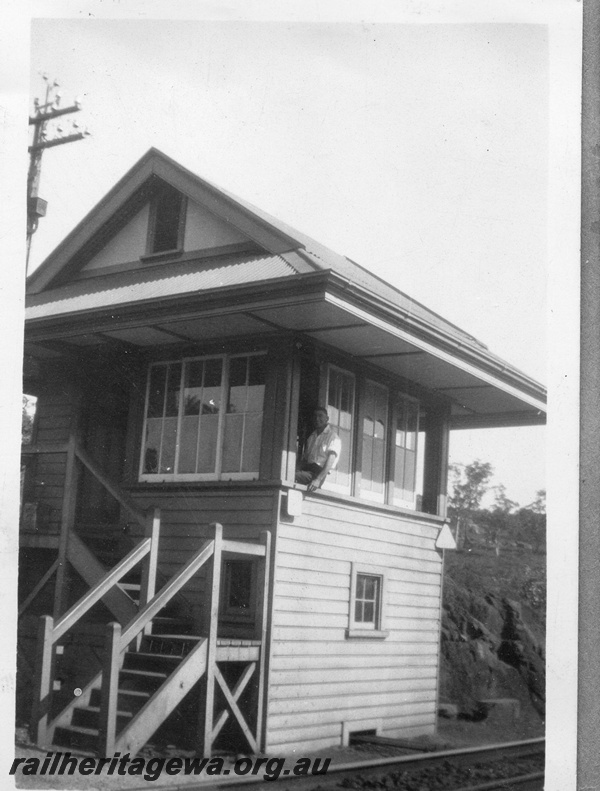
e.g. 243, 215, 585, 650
120, 668, 168, 678
55, 724, 99, 736
116, 688, 151, 699
129, 652, 183, 661
146, 634, 202, 641
76, 705, 133, 719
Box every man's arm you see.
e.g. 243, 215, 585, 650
308, 451, 337, 491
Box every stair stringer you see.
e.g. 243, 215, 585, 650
47, 671, 102, 745
115, 637, 208, 756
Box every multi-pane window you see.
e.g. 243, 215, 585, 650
393, 396, 419, 507
361, 381, 388, 501
324, 367, 355, 492
347, 563, 388, 639
140, 353, 266, 480
354, 573, 381, 629
317, 365, 421, 509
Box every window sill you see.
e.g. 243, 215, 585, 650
286, 482, 444, 524
345, 628, 389, 640
140, 249, 184, 263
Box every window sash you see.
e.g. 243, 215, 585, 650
221, 559, 256, 622
323, 366, 355, 493
139, 353, 266, 481
347, 563, 387, 638
319, 365, 420, 508
360, 380, 388, 501
393, 396, 420, 507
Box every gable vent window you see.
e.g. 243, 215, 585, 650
148, 186, 185, 254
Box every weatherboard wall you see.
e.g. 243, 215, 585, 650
128, 486, 279, 631
266, 492, 443, 754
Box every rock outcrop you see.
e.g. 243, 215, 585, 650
440, 558, 545, 727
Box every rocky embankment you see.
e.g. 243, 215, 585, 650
439, 548, 545, 733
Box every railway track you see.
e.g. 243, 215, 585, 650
193, 738, 545, 791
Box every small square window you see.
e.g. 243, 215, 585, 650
346, 564, 389, 640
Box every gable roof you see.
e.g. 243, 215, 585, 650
24, 148, 546, 429
27, 148, 483, 349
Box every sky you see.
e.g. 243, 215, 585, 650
26, 16, 550, 506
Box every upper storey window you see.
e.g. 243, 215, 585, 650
140, 353, 266, 481
147, 185, 186, 254
325, 367, 355, 493
315, 364, 422, 509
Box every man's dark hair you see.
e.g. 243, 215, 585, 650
314, 406, 329, 417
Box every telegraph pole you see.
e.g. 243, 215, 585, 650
27, 75, 90, 270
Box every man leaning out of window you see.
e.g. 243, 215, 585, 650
295, 407, 342, 492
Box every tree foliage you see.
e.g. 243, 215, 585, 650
447, 462, 546, 554
448, 460, 493, 516
22, 395, 36, 444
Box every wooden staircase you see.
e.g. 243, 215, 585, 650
31, 522, 271, 758
51, 628, 206, 754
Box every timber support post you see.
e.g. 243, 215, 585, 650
254, 529, 271, 751
139, 507, 161, 640
53, 386, 83, 619
200, 522, 223, 756
99, 621, 122, 757
31, 614, 54, 747
422, 401, 451, 517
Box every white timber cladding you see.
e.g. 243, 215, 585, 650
267, 495, 443, 754
82, 204, 150, 271
127, 489, 277, 631
184, 200, 251, 250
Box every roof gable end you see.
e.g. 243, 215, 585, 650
27, 148, 316, 295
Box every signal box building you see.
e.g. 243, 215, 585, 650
19, 149, 546, 757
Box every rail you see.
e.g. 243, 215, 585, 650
184, 738, 544, 791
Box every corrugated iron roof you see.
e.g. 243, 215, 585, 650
26, 253, 296, 321
213, 181, 488, 349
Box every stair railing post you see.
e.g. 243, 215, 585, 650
254, 530, 271, 751
201, 522, 223, 756
99, 621, 122, 758
139, 507, 161, 643
31, 615, 54, 747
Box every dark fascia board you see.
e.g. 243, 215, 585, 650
25, 267, 546, 412
27, 148, 311, 295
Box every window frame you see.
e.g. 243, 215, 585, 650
219, 557, 257, 625
346, 562, 389, 640
390, 393, 421, 510
358, 379, 389, 504
138, 350, 267, 483
321, 364, 356, 495
315, 363, 423, 510
146, 188, 187, 257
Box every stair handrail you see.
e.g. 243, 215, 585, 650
20, 442, 147, 530
74, 445, 147, 529
118, 537, 215, 651
31, 507, 161, 748
97, 532, 216, 754
54, 539, 152, 642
